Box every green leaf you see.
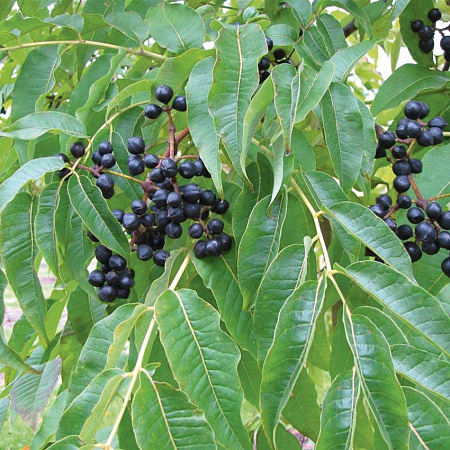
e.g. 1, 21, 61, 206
106, 80, 153, 117
260, 279, 326, 445
330, 39, 380, 82
403, 387, 450, 449
35, 182, 61, 277
238, 192, 288, 309
42, 435, 83, 449
391, 344, 450, 404
0, 193, 48, 341
0, 333, 35, 373
265, 24, 297, 45
272, 64, 300, 154
295, 62, 334, 124
67, 303, 147, 403
0, 156, 64, 214
209, 23, 267, 183
11, 46, 60, 122
105, 11, 149, 42
186, 57, 222, 196
344, 313, 409, 450
286, 0, 312, 27
192, 247, 255, 356
371, 64, 450, 117
320, 83, 364, 194
155, 289, 251, 450
68, 174, 130, 259
0, 268, 5, 324
316, 370, 360, 450
238, 351, 261, 408
11, 358, 61, 431
324, 201, 414, 279
253, 244, 306, 363
146, 2, 205, 53
340, 261, 450, 357
44, 13, 84, 33
132, 374, 216, 449
0, 112, 87, 140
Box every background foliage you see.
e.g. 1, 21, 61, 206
0, 0, 450, 449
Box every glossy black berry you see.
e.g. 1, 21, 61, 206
217, 233, 232, 252
441, 36, 450, 51
211, 199, 229, 214
128, 156, 145, 176
207, 218, 224, 235
128, 137, 145, 155
393, 175, 410, 193
101, 153, 116, 169
70, 142, 85, 158
418, 102, 430, 119
155, 85, 173, 104
183, 202, 201, 219
404, 101, 423, 120
369, 204, 385, 218
109, 254, 127, 271
188, 223, 204, 239
378, 131, 396, 149
438, 211, 450, 230
194, 240, 207, 258
149, 167, 166, 183
266, 37, 273, 51
426, 202, 442, 220
160, 158, 178, 178
58, 168, 71, 179
112, 209, 125, 223
165, 222, 182, 239
404, 242, 422, 262
410, 20, 424, 33
55, 152, 70, 163
429, 127, 444, 145
200, 190, 217, 206
428, 8, 442, 23
415, 222, 436, 243
98, 285, 117, 302
97, 174, 114, 191
384, 218, 397, 232
409, 158, 423, 174
144, 103, 163, 119
205, 238, 223, 257
88, 269, 105, 287
131, 199, 147, 216
154, 250, 170, 267
405, 120, 422, 138
152, 189, 169, 207
141, 213, 155, 228
92, 151, 102, 165
105, 271, 119, 286
172, 95, 187, 112
397, 224, 413, 240
397, 194, 412, 209
95, 245, 112, 264
99, 141, 113, 156
419, 39, 434, 54
417, 130, 434, 147
438, 231, 450, 250
418, 26, 434, 41
181, 184, 203, 203
167, 206, 185, 223
87, 230, 99, 242
122, 213, 141, 231
178, 161, 196, 179
391, 145, 407, 159
166, 192, 182, 207
407, 207, 425, 224
423, 241, 440, 255
118, 274, 135, 289
376, 195, 392, 210
137, 244, 153, 261
142, 154, 158, 169
441, 257, 450, 277
193, 159, 210, 177
393, 160, 411, 176
273, 48, 286, 60
117, 288, 130, 299
375, 144, 387, 159
102, 188, 115, 199
156, 209, 170, 227
428, 116, 448, 129
258, 57, 271, 71
395, 125, 408, 140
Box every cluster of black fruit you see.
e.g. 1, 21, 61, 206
55, 141, 86, 179
87, 245, 135, 302
411, 8, 450, 60
258, 37, 293, 83
369, 100, 450, 276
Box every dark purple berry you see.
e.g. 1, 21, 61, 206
188, 223, 204, 239
407, 207, 425, 224
153, 250, 170, 267
172, 95, 187, 112
144, 103, 163, 119
155, 85, 173, 104
88, 270, 105, 287
70, 142, 85, 158
98, 285, 117, 302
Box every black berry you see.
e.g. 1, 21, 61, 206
88, 270, 105, 287
188, 223, 204, 239
99, 141, 113, 156
131, 199, 147, 216
397, 224, 413, 240
144, 103, 163, 119
426, 202, 442, 220
407, 207, 425, 224
137, 244, 153, 261
98, 285, 117, 302
128, 137, 145, 155
172, 95, 187, 112
154, 250, 170, 267
122, 213, 141, 231
70, 142, 85, 158
393, 175, 410, 193
155, 85, 173, 104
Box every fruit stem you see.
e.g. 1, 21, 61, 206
443, 132, 450, 137
426, 192, 450, 202
166, 109, 176, 159
73, 163, 144, 185
176, 127, 191, 144
407, 174, 424, 201
251, 138, 272, 157
0, 40, 168, 61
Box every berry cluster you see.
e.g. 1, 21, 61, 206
258, 37, 293, 83
55, 141, 87, 179
369, 100, 450, 276
87, 245, 135, 302
410, 8, 450, 61
143, 84, 186, 120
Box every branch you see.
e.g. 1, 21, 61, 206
343, 0, 387, 38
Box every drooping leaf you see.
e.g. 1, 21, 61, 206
344, 313, 409, 450
0, 193, 48, 341
0, 332, 35, 374
155, 289, 251, 450
186, 57, 222, 196
105, 11, 150, 42
238, 192, 288, 309
209, 23, 267, 183
260, 279, 326, 445
316, 370, 360, 450
0, 156, 64, 214
132, 373, 216, 449
68, 174, 130, 259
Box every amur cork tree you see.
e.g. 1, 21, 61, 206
0, 1, 449, 449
